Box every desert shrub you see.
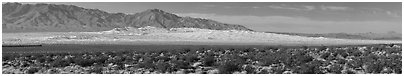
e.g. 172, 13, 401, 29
325, 54, 337, 60
1, 44, 401, 74
271, 67, 285, 74
203, 55, 215, 66
156, 62, 172, 73
243, 48, 255, 52
347, 59, 363, 68
26, 68, 40, 74
185, 54, 199, 63
35, 57, 47, 63
336, 59, 347, 64
258, 69, 270, 74
172, 60, 191, 70
282, 57, 296, 68
309, 60, 325, 73
294, 60, 324, 74
2, 55, 13, 61
301, 46, 309, 50
21, 62, 31, 67
294, 64, 315, 74
334, 50, 348, 57
394, 67, 402, 74
227, 55, 247, 64
261, 57, 276, 66
73, 58, 95, 67
350, 51, 362, 57
89, 67, 103, 74
110, 56, 126, 64
50, 60, 70, 67
363, 54, 378, 62
218, 61, 241, 74
244, 53, 258, 61
244, 65, 256, 74
320, 53, 331, 59
104, 51, 116, 56
386, 48, 401, 54
366, 62, 384, 73
339, 53, 349, 58
329, 64, 343, 74
318, 46, 327, 51
386, 57, 402, 74
293, 54, 313, 65
264, 47, 279, 51
133, 55, 142, 60
137, 59, 156, 69
181, 48, 191, 53
137, 63, 151, 68
94, 56, 109, 64
92, 52, 103, 56
28, 55, 39, 60
380, 68, 394, 74
346, 70, 356, 74
113, 62, 125, 70
156, 56, 171, 62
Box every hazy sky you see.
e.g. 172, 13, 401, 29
21, 2, 402, 33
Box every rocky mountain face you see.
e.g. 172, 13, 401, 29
2, 3, 252, 32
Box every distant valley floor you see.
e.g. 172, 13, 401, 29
2, 30, 401, 46
265, 32, 401, 40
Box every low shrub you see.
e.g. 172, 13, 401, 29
244, 65, 255, 74
156, 62, 172, 73
218, 61, 241, 74
329, 64, 343, 74
203, 55, 215, 66
26, 68, 40, 74
172, 60, 191, 69
89, 67, 103, 74
73, 58, 95, 67
50, 60, 70, 67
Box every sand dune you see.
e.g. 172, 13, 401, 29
2, 27, 401, 45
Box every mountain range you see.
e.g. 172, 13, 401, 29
2, 2, 401, 40
2, 2, 252, 32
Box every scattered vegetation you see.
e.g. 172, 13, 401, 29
2, 44, 401, 74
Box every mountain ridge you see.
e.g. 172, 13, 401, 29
2, 2, 252, 32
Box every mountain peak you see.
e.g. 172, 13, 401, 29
136, 9, 174, 17
3, 2, 22, 5
2, 3, 253, 32
139, 9, 169, 15
145, 8, 165, 12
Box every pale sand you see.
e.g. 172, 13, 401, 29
2, 27, 401, 46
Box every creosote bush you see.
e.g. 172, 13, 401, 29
218, 61, 242, 74
2, 44, 401, 74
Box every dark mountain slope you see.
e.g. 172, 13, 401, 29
2, 3, 252, 32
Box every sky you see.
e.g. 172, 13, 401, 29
21, 2, 402, 33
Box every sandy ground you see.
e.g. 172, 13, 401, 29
2, 27, 401, 46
